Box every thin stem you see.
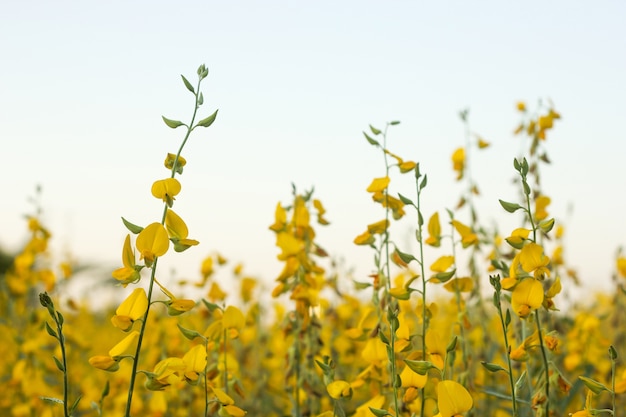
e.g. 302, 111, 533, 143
534, 309, 550, 416
124, 73, 204, 417
380, 124, 400, 416
414, 169, 428, 417
57, 319, 70, 417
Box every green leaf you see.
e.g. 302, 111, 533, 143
53, 356, 65, 372
314, 359, 331, 373
57, 311, 64, 326
397, 193, 415, 206
446, 335, 458, 353
513, 158, 521, 172
198, 91, 204, 106
363, 132, 380, 146
609, 345, 618, 361
378, 329, 390, 346
181, 75, 195, 94
45, 322, 58, 339
69, 395, 82, 414
121, 217, 144, 234
354, 281, 372, 290
369, 125, 381, 135
196, 109, 218, 128
433, 269, 456, 283
522, 181, 531, 196
368, 407, 391, 417
481, 361, 508, 373
538, 218, 555, 234
101, 380, 110, 399
404, 359, 437, 375
394, 248, 416, 264
579, 376, 611, 395
389, 120, 400, 125
40, 396, 64, 405
499, 199, 523, 213
420, 174, 428, 190
515, 370, 527, 392
201, 299, 221, 313
162, 116, 185, 129
505, 309, 511, 328
177, 324, 203, 341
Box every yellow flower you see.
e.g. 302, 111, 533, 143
326, 380, 352, 399
617, 257, 626, 278
516, 101, 526, 112
367, 219, 389, 235
112, 234, 141, 286
89, 331, 139, 372
451, 220, 477, 248
434, 380, 473, 417
400, 365, 428, 388
430, 256, 455, 273
164, 153, 186, 174
136, 222, 170, 266
451, 147, 465, 180
354, 230, 375, 246
511, 278, 544, 318
535, 195, 551, 220
165, 209, 199, 252
366, 176, 390, 193
182, 345, 207, 384
111, 288, 148, 331
362, 337, 387, 363
519, 243, 550, 279
151, 178, 181, 207
425, 212, 442, 247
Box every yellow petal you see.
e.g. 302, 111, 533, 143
116, 288, 148, 319
136, 222, 170, 264
511, 278, 544, 318
165, 209, 189, 240
437, 380, 473, 417
213, 387, 234, 405
151, 178, 181, 204
430, 256, 454, 273
183, 345, 207, 374
223, 305, 245, 330
327, 380, 352, 399
109, 331, 139, 359
366, 176, 390, 193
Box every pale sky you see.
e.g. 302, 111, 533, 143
2, 1, 625, 302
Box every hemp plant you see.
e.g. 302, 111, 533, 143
354, 121, 416, 416
87, 64, 218, 417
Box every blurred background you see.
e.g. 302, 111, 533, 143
2, 0, 625, 304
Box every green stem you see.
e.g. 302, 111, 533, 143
534, 309, 550, 415
380, 124, 400, 416
124, 72, 204, 417
414, 168, 428, 417
493, 283, 518, 416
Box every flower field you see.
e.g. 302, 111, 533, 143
2, 65, 625, 417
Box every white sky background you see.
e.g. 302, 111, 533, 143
2, 1, 625, 304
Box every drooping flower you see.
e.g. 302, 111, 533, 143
451, 220, 477, 248
165, 209, 199, 252
425, 212, 442, 247
111, 288, 148, 331
112, 234, 142, 286
451, 147, 465, 180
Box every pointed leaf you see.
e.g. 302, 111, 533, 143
369, 407, 391, 417
45, 321, 58, 339
499, 200, 523, 213
53, 356, 65, 372
196, 109, 218, 128
69, 395, 82, 414
162, 116, 185, 129
364, 132, 379, 146
397, 193, 415, 206
121, 217, 144, 234
481, 361, 508, 373
369, 125, 381, 135
181, 75, 195, 93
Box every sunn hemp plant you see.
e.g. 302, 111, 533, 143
0, 72, 619, 417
